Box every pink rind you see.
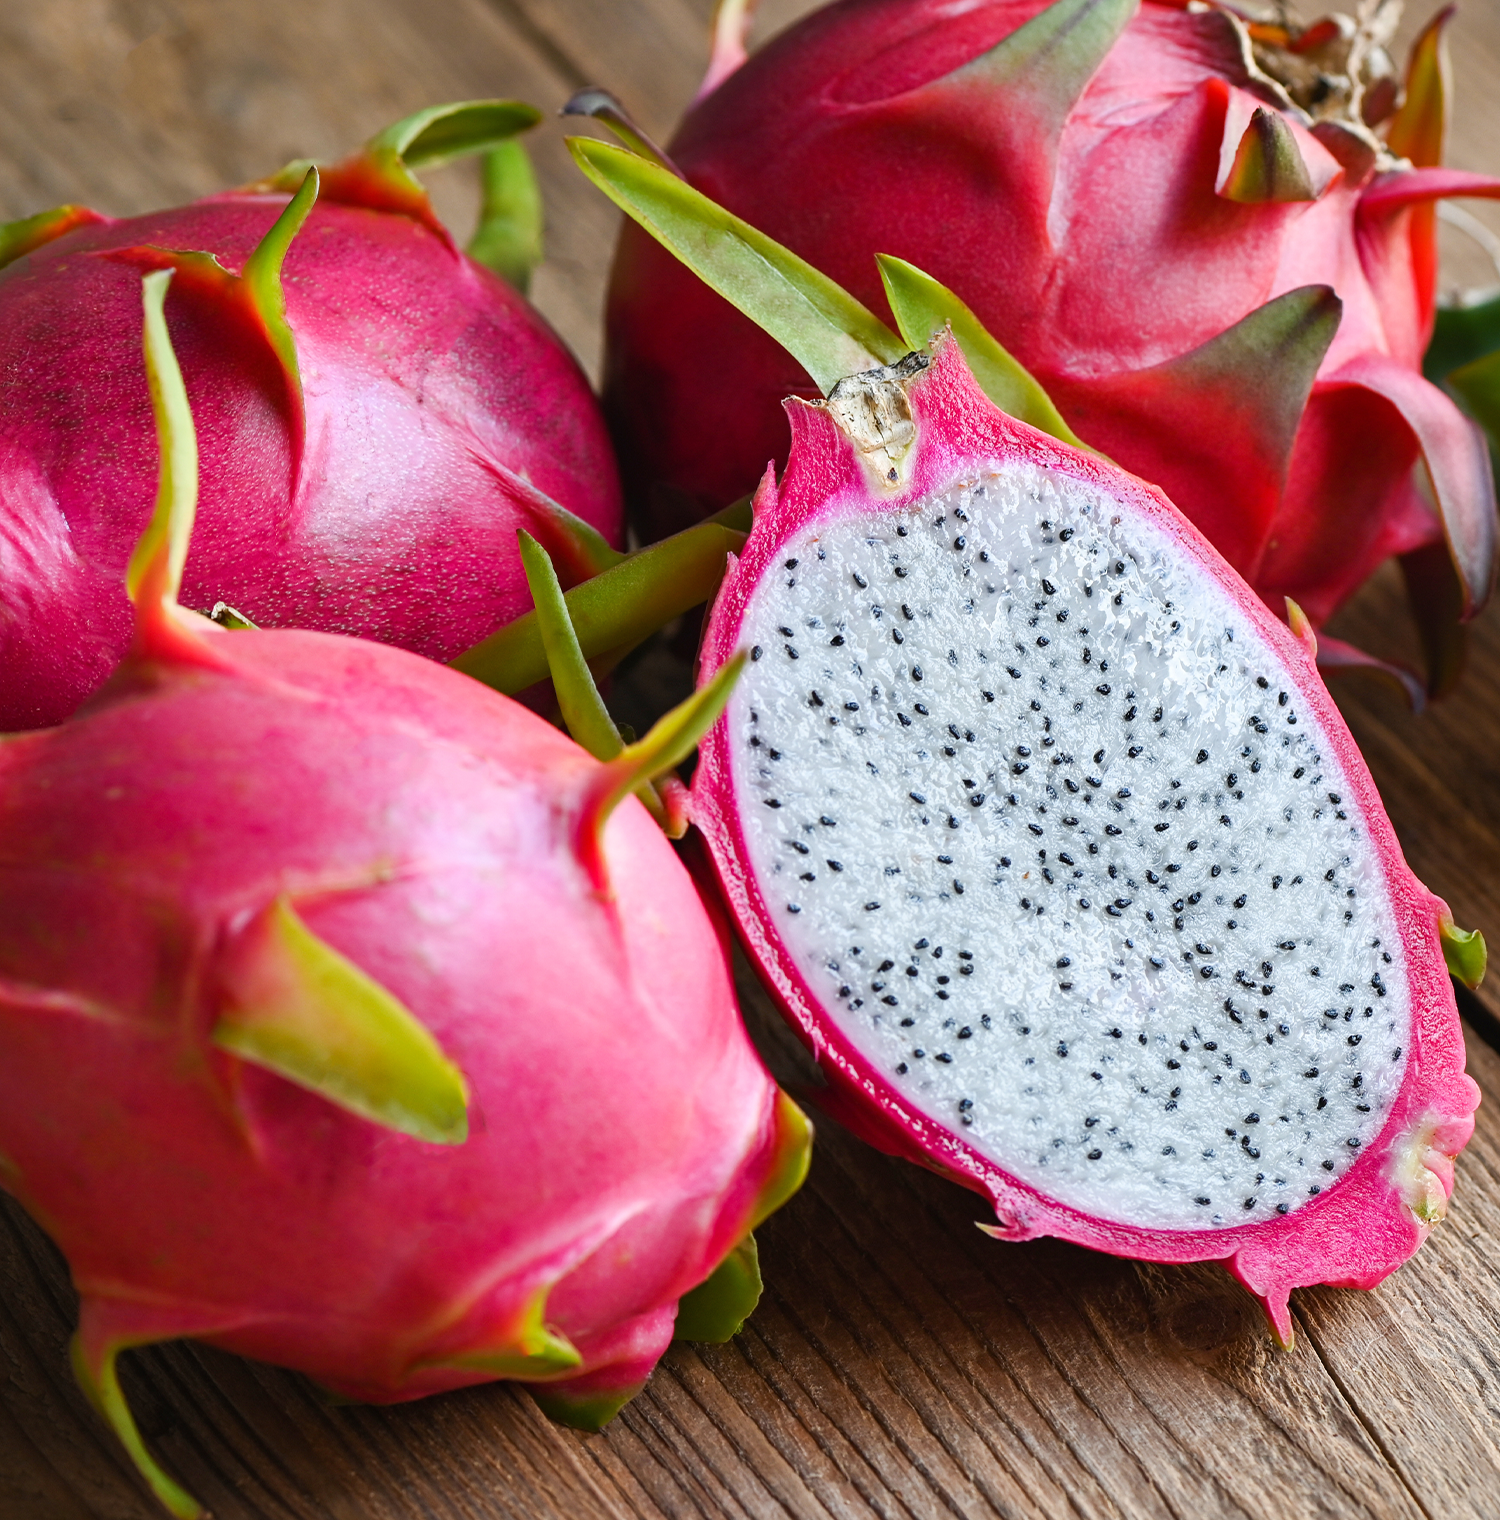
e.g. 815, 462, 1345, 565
692, 339, 1479, 1340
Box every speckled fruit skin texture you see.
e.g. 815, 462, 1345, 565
0, 624, 779, 1406
690, 340, 1479, 1340
606, 0, 1492, 631
0, 195, 621, 729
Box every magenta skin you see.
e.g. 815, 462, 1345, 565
0, 194, 622, 730
689, 340, 1479, 1341
606, 0, 1496, 631
0, 624, 779, 1405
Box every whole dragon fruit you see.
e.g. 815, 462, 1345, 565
0, 101, 622, 731
602, 0, 1500, 696
574, 142, 1485, 1341
0, 272, 807, 1518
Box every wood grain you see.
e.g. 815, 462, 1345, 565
5, 0, 1500, 1516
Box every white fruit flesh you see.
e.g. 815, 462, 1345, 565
729, 463, 1409, 1230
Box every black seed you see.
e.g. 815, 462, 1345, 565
1196, 750, 1208, 764
912, 665, 923, 681
751, 645, 763, 661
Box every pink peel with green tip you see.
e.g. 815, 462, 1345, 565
0, 100, 621, 731
0, 271, 808, 1518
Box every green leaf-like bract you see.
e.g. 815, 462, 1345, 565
417, 1288, 582, 1380
214, 896, 470, 1145
518, 530, 625, 764
939, 0, 1136, 139
1221, 108, 1317, 204
452, 500, 749, 694
125, 271, 199, 613
240, 166, 319, 407
561, 88, 680, 174
569, 136, 904, 394
1387, 6, 1452, 170
0, 204, 101, 271
72, 1337, 202, 1518
877, 255, 1086, 446
1440, 916, 1487, 990
575, 654, 747, 890
529, 1380, 644, 1432
468, 142, 545, 293
674, 1235, 762, 1342
372, 100, 543, 171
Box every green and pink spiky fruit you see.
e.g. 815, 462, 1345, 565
0, 272, 807, 1519
0, 102, 622, 730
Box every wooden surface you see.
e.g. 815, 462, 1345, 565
5, 1, 1500, 1516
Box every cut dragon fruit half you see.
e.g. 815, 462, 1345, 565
692, 339, 1480, 1342
568, 132, 1485, 1341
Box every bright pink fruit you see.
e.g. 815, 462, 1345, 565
0, 110, 622, 731
606, 0, 1500, 689
0, 274, 803, 1519
691, 334, 1480, 1341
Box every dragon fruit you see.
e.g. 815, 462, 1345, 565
572, 141, 1484, 1340
690, 335, 1481, 1342
0, 101, 622, 732
0, 271, 807, 1518
602, 0, 1500, 696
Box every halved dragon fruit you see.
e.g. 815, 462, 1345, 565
602, 0, 1500, 696
572, 137, 1484, 1339
0, 272, 807, 1518
0, 101, 622, 731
